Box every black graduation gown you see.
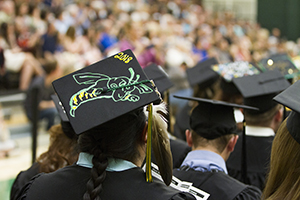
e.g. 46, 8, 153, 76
169, 138, 191, 169
17, 164, 196, 200
173, 168, 262, 200
226, 134, 274, 191
10, 162, 40, 200
173, 103, 191, 141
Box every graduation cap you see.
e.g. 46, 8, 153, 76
186, 57, 219, 89
52, 49, 161, 135
233, 69, 291, 114
211, 61, 260, 95
52, 49, 169, 185
258, 53, 300, 80
144, 63, 174, 94
173, 95, 258, 140
273, 80, 300, 144
51, 94, 76, 139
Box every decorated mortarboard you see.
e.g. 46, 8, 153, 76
273, 80, 300, 144
233, 69, 290, 114
52, 49, 161, 135
144, 63, 174, 93
258, 53, 300, 79
211, 61, 260, 94
186, 57, 219, 89
173, 95, 258, 140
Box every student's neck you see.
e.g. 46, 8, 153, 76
193, 146, 228, 161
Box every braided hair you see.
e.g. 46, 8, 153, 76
78, 107, 147, 200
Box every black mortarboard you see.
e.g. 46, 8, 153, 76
211, 61, 260, 95
233, 70, 290, 114
144, 63, 174, 93
186, 57, 219, 89
258, 53, 300, 80
52, 49, 160, 134
173, 95, 258, 140
273, 80, 300, 144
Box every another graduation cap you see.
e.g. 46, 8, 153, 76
211, 61, 260, 95
173, 95, 258, 140
233, 69, 291, 115
273, 80, 300, 144
186, 57, 219, 89
52, 49, 161, 135
258, 53, 300, 80
144, 63, 174, 94
144, 63, 174, 131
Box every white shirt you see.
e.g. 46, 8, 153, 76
76, 152, 137, 171
245, 125, 275, 137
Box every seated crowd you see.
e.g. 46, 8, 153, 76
0, 0, 300, 200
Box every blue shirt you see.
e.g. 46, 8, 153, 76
180, 150, 228, 174
76, 152, 137, 171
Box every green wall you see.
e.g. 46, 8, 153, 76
257, 0, 300, 41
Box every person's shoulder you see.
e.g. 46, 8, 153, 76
16, 165, 90, 200
173, 169, 261, 200
233, 185, 262, 200
103, 168, 196, 200
146, 177, 196, 200
220, 173, 262, 200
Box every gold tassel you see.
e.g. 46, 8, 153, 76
146, 103, 153, 183
151, 103, 173, 185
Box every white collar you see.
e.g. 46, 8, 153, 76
245, 125, 275, 137
76, 152, 137, 171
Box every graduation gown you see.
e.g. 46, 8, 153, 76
170, 138, 191, 169
17, 164, 196, 200
10, 162, 40, 200
173, 103, 191, 141
173, 168, 261, 200
226, 131, 274, 191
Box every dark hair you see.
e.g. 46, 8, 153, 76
78, 107, 146, 200
43, 59, 58, 75
66, 26, 76, 41
191, 130, 234, 154
244, 104, 282, 126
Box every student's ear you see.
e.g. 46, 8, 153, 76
274, 107, 284, 123
228, 135, 239, 152
185, 129, 193, 147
